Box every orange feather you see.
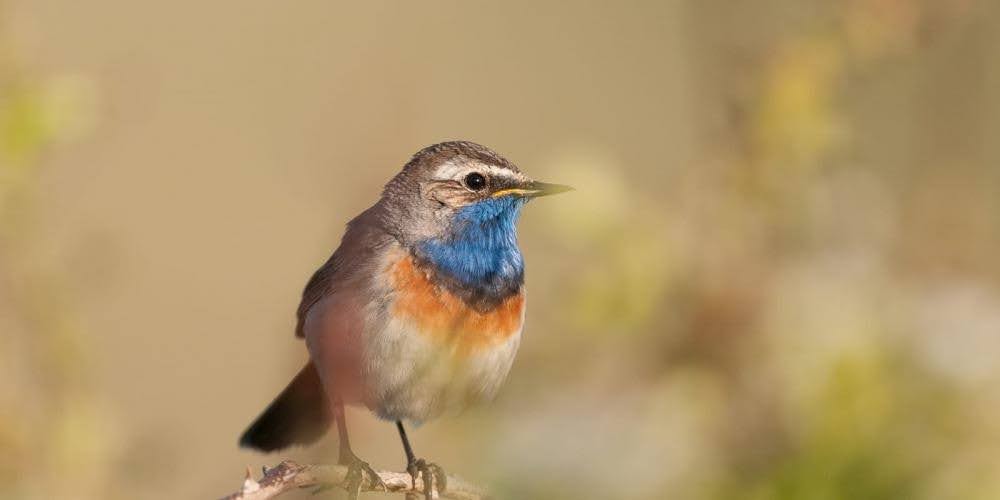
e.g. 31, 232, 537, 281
389, 255, 524, 354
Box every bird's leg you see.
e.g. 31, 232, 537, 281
396, 421, 447, 499
315, 397, 386, 499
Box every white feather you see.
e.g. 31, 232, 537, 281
361, 307, 522, 423
432, 160, 526, 184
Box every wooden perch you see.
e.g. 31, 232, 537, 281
220, 460, 489, 500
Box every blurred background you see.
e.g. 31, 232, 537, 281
2, 1, 1000, 499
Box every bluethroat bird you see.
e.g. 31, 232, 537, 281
238, 141, 571, 497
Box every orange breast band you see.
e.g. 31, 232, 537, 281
389, 255, 524, 353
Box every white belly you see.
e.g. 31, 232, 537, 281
361, 313, 522, 422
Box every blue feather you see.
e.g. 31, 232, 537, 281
416, 197, 526, 291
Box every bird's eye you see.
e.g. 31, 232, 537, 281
464, 172, 487, 191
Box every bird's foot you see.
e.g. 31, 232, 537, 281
406, 458, 446, 499
324, 451, 387, 499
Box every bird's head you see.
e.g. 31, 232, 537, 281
377, 141, 570, 293
379, 141, 571, 244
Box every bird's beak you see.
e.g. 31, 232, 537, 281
492, 180, 574, 199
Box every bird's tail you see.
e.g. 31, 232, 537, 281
239, 363, 330, 452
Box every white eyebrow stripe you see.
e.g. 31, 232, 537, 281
432, 161, 523, 181
433, 161, 466, 180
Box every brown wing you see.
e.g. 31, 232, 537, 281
295, 205, 392, 337
295, 253, 339, 338
294, 206, 393, 338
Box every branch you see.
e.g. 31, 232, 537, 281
219, 461, 490, 500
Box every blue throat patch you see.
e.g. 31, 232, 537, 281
416, 197, 526, 294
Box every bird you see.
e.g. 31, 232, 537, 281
238, 141, 571, 498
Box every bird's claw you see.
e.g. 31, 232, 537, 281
336, 453, 387, 499
406, 458, 446, 499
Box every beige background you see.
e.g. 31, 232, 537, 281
3, 1, 1000, 499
